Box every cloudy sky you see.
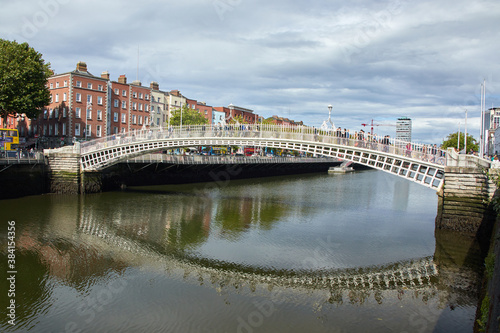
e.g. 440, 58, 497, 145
1, 0, 499, 143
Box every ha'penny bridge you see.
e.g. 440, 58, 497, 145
44, 124, 497, 234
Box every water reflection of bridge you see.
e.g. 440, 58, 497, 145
77, 211, 438, 293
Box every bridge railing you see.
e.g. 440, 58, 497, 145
79, 124, 448, 166
445, 147, 491, 168
125, 154, 337, 165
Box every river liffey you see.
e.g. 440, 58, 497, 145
0, 169, 483, 332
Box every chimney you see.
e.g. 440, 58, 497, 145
76, 61, 87, 72
118, 75, 127, 84
150, 81, 159, 90
101, 71, 110, 80
131, 80, 142, 86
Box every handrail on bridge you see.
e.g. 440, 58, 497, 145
79, 124, 450, 166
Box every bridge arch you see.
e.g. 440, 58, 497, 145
79, 125, 447, 190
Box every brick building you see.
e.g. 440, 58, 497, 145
33, 62, 153, 148
214, 104, 257, 124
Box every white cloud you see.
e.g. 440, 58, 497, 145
1, 0, 499, 143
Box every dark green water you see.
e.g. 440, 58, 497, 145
0, 170, 483, 332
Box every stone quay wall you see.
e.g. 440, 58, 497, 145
436, 166, 497, 236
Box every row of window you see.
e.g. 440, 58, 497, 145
112, 99, 150, 111
49, 81, 105, 91
111, 112, 148, 125
113, 88, 150, 100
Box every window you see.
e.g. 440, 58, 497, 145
122, 90, 126, 97
132, 115, 137, 124
75, 107, 81, 118
55, 108, 59, 118
157, 118, 160, 126
145, 94, 149, 100
96, 125, 102, 137
76, 93, 82, 102
63, 92, 67, 102
113, 127, 118, 134
122, 100, 126, 109
132, 102, 137, 110
121, 128, 125, 133
50, 95, 53, 103
55, 94, 59, 103
76, 81, 82, 87
54, 124, 58, 136
62, 123, 66, 136
75, 123, 80, 136
87, 95, 92, 104
87, 108, 92, 120
97, 110, 102, 120
49, 124, 53, 136
114, 88, 119, 95
157, 97, 160, 102
145, 104, 149, 112
87, 83, 92, 89
121, 113, 126, 123
50, 83, 53, 89
43, 125, 47, 136
114, 112, 118, 122
139, 115, 143, 125
86, 124, 91, 137
114, 99, 119, 108
64, 80, 68, 87
139, 103, 143, 111
139, 93, 143, 99
56, 82, 59, 88
97, 96, 103, 105
49, 109, 53, 119
133, 91, 137, 98
98, 84, 103, 91
63, 107, 67, 118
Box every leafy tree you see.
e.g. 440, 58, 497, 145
227, 114, 247, 124
441, 131, 478, 152
0, 39, 51, 124
169, 104, 208, 126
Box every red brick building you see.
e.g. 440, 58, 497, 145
214, 104, 257, 124
32, 62, 152, 148
109, 75, 151, 134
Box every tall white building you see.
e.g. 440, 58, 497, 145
396, 117, 412, 145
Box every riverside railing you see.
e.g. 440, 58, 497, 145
0, 151, 46, 165
80, 124, 449, 166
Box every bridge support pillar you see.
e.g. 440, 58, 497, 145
45, 145, 82, 194
435, 167, 497, 236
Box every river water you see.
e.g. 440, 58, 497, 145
0, 169, 483, 332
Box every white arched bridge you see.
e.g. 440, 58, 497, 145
70, 124, 491, 191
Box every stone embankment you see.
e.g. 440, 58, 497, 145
436, 167, 496, 235
44, 145, 81, 194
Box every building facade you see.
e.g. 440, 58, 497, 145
396, 117, 412, 145
214, 104, 257, 124
33, 62, 153, 148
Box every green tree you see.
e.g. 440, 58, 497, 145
0, 39, 51, 124
441, 131, 478, 152
169, 104, 208, 126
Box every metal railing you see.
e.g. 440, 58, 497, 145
125, 154, 337, 165
0, 152, 46, 165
